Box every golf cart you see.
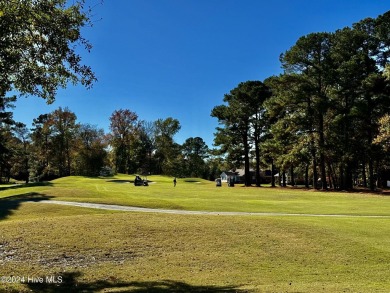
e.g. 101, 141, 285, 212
134, 175, 148, 186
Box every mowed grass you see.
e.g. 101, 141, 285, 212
2, 174, 390, 215
1, 176, 390, 292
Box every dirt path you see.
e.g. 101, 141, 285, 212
36, 200, 390, 218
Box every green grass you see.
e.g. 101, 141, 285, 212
2, 175, 390, 292
1, 174, 390, 216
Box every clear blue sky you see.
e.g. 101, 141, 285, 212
13, 0, 390, 147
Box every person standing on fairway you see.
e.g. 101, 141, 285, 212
173, 177, 177, 187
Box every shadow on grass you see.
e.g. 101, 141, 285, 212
107, 179, 133, 183
183, 179, 202, 183
0, 181, 52, 192
25, 272, 250, 292
0, 193, 53, 221
107, 179, 154, 184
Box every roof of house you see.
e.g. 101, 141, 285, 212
221, 171, 238, 176
235, 169, 255, 176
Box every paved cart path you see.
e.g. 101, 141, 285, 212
36, 200, 390, 218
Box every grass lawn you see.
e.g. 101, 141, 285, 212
1, 175, 390, 292
2, 174, 390, 215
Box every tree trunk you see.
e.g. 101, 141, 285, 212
255, 138, 261, 187
329, 163, 337, 190
310, 134, 318, 189
290, 165, 295, 186
319, 114, 327, 190
312, 157, 318, 189
243, 133, 251, 187
327, 166, 333, 189
271, 159, 276, 187
45, 134, 49, 170
345, 163, 353, 190
369, 157, 375, 191
66, 139, 71, 176
305, 164, 309, 188
338, 164, 343, 190
362, 161, 367, 188
282, 170, 287, 187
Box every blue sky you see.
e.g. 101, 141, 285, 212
13, 0, 390, 147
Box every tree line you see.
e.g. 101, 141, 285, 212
0, 107, 218, 182
212, 10, 390, 190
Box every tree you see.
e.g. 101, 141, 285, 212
0, 0, 96, 103
30, 110, 107, 178
12, 123, 30, 183
212, 101, 251, 186
182, 137, 209, 177
374, 114, 390, 151
49, 107, 79, 176
280, 32, 333, 190
0, 123, 31, 183
264, 73, 316, 188
322, 15, 390, 190
0, 126, 13, 182
75, 124, 107, 176
136, 121, 156, 175
203, 151, 226, 181
264, 11, 390, 191
154, 117, 181, 176
211, 81, 270, 186
109, 109, 139, 174
30, 114, 53, 180
0, 0, 96, 179
0, 93, 16, 182
246, 82, 272, 186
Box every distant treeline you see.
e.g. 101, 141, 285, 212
0, 107, 219, 183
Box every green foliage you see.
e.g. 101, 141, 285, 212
374, 114, 390, 151
181, 137, 209, 177
108, 109, 139, 174
211, 81, 271, 186
74, 124, 107, 176
262, 11, 390, 191
28, 108, 108, 179
0, 0, 96, 102
154, 117, 181, 176
0, 0, 96, 181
